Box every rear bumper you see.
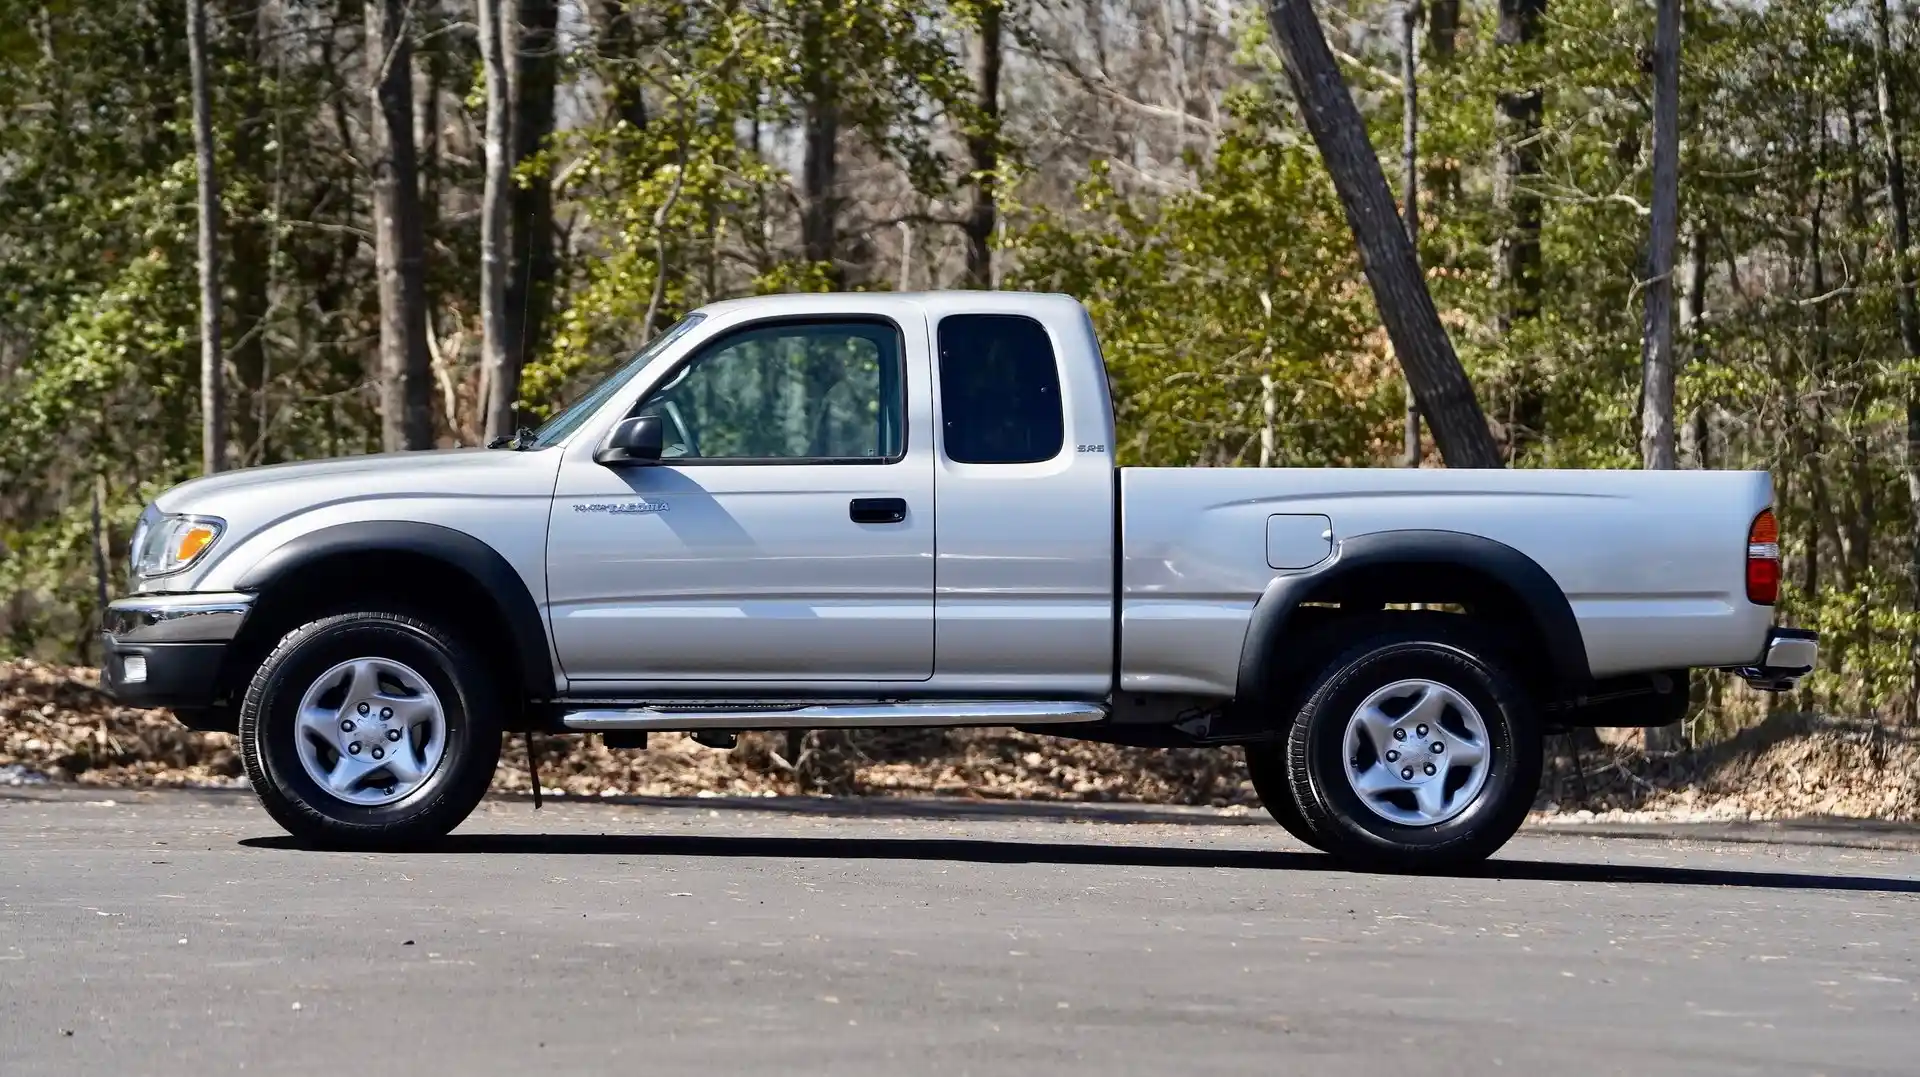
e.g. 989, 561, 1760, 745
99, 592, 252, 710
1731, 626, 1819, 692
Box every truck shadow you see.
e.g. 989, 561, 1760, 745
240, 832, 1920, 894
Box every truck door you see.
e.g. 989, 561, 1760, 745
928, 305, 1116, 698
545, 315, 936, 687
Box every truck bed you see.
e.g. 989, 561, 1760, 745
1117, 467, 1776, 696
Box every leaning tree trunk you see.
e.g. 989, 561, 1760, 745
367, 0, 434, 450
188, 0, 225, 474
478, 0, 515, 442
964, 0, 1002, 290
1265, 0, 1503, 468
1870, 0, 1920, 717
1639, 0, 1680, 471
504, 0, 558, 416
1495, 0, 1546, 460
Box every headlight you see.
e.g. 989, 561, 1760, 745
131, 514, 225, 578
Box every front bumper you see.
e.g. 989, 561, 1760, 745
1733, 626, 1819, 692
99, 592, 253, 710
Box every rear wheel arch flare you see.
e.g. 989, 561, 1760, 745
1234, 529, 1590, 707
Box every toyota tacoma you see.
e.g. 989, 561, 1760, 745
100, 292, 1817, 870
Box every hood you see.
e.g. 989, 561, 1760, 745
156, 448, 556, 513
134, 446, 565, 595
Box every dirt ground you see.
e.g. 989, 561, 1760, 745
6, 659, 1918, 824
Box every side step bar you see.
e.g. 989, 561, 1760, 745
560, 700, 1108, 733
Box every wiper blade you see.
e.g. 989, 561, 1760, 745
487, 426, 537, 450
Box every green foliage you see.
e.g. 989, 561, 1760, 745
1007, 87, 1385, 467
5, 0, 1920, 738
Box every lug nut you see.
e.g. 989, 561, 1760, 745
1400, 766, 1415, 780
1386, 749, 1400, 762
357, 702, 370, 716
1416, 724, 1429, 737
1393, 728, 1407, 741
348, 742, 362, 755
1431, 742, 1444, 753
380, 707, 393, 720
386, 729, 401, 742
341, 720, 355, 732
371, 747, 384, 760
1424, 763, 1437, 776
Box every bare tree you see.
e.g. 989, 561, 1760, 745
1639, 0, 1680, 470
964, 0, 1002, 289
1264, 0, 1503, 468
1400, 0, 1421, 466
367, 0, 434, 450
479, 0, 515, 441
1870, 0, 1920, 709
1495, 0, 1546, 459
188, 0, 225, 474
799, 0, 841, 280
504, 0, 559, 416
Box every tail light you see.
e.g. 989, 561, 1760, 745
1746, 509, 1780, 605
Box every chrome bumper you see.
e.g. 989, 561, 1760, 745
1734, 627, 1819, 692
103, 592, 254, 644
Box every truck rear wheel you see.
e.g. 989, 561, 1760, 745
1281, 619, 1540, 872
238, 612, 502, 849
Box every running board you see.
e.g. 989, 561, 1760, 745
559, 700, 1108, 733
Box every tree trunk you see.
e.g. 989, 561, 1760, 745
478, 0, 515, 442
1495, 0, 1546, 460
1639, 0, 1680, 471
1423, 0, 1459, 206
598, 0, 649, 131
1871, 0, 1920, 715
1400, 0, 1422, 467
1805, 112, 1831, 600
964, 0, 1002, 290
226, 0, 271, 466
1264, 0, 1502, 468
799, 0, 840, 279
1681, 225, 1710, 467
504, 0, 558, 415
188, 0, 225, 474
367, 0, 433, 450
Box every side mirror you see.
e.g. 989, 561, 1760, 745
593, 414, 665, 467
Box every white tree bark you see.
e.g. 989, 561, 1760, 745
1639, 0, 1681, 471
188, 0, 225, 473
479, 0, 516, 442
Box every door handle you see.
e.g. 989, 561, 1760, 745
850, 497, 907, 524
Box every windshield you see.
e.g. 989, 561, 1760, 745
528, 314, 705, 448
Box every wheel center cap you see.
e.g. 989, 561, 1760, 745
1385, 727, 1445, 783
341, 702, 403, 760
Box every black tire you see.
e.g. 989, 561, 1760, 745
1243, 743, 1327, 851
1282, 617, 1540, 872
238, 612, 503, 849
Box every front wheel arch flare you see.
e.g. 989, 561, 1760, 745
233, 521, 556, 701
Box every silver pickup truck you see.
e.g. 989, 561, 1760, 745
101, 291, 1816, 870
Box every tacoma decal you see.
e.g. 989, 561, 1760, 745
574, 499, 670, 515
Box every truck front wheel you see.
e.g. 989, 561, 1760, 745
238, 612, 502, 849
1280, 619, 1540, 872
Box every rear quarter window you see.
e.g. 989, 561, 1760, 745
935, 314, 1065, 464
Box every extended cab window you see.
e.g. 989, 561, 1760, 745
636, 320, 904, 462
937, 314, 1064, 464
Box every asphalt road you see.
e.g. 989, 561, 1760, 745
3, 789, 1918, 1077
